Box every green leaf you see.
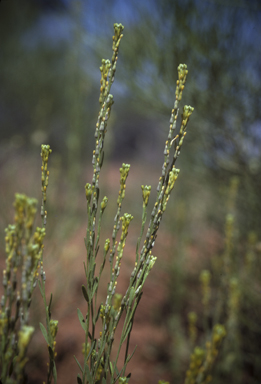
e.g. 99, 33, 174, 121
91, 277, 99, 299
74, 355, 83, 373
82, 285, 89, 303
38, 280, 44, 297
83, 261, 87, 277
123, 321, 133, 343
53, 361, 57, 384
84, 363, 92, 384
48, 345, 54, 360
86, 340, 96, 361
95, 245, 100, 258
102, 378, 107, 384
39, 322, 49, 345
95, 304, 101, 324
126, 345, 137, 363
77, 374, 83, 384
128, 287, 135, 306
100, 151, 104, 167
48, 293, 53, 318
77, 308, 86, 332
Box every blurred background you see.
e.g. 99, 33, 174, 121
0, 0, 261, 383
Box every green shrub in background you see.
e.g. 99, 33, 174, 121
0, 23, 231, 384
164, 176, 261, 384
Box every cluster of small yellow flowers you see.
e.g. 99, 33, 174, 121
0, 143, 53, 380
15, 325, 35, 379
117, 163, 130, 205
120, 213, 133, 241
3, 194, 46, 326
175, 64, 188, 101
119, 377, 129, 384
161, 167, 180, 212
185, 324, 226, 384
4, 224, 18, 273
40, 144, 52, 204
100, 196, 108, 212
112, 23, 124, 61
50, 319, 58, 340
85, 183, 94, 203
113, 214, 133, 276
206, 324, 226, 364
100, 304, 111, 327
99, 59, 111, 102
184, 346, 206, 384
81, 342, 103, 382
104, 238, 110, 253
17, 325, 34, 359
180, 105, 194, 134
49, 319, 58, 359
82, 341, 90, 356
13, 194, 38, 234
141, 185, 151, 207
113, 293, 122, 311
98, 23, 124, 105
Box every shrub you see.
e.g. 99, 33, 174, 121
0, 23, 228, 384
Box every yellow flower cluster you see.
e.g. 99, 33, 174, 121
175, 64, 188, 101
141, 185, 151, 207
40, 144, 52, 203
185, 324, 226, 384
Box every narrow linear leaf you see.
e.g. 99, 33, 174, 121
100, 151, 104, 167
109, 361, 114, 375
74, 355, 83, 373
86, 340, 96, 362
38, 281, 44, 297
77, 308, 86, 332
95, 245, 100, 258
84, 363, 92, 384
128, 287, 135, 306
114, 364, 119, 377
53, 362, 57, 384
95, 304, 101, 324
91, 277, 99, 299
82, 285, 89, 303
48, 345, 55, 360
123, 321, 133, 343
39, 322, 49, 345
48, 293, 53, 318
83, 261, 87, 277
126, 345, 137, 363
